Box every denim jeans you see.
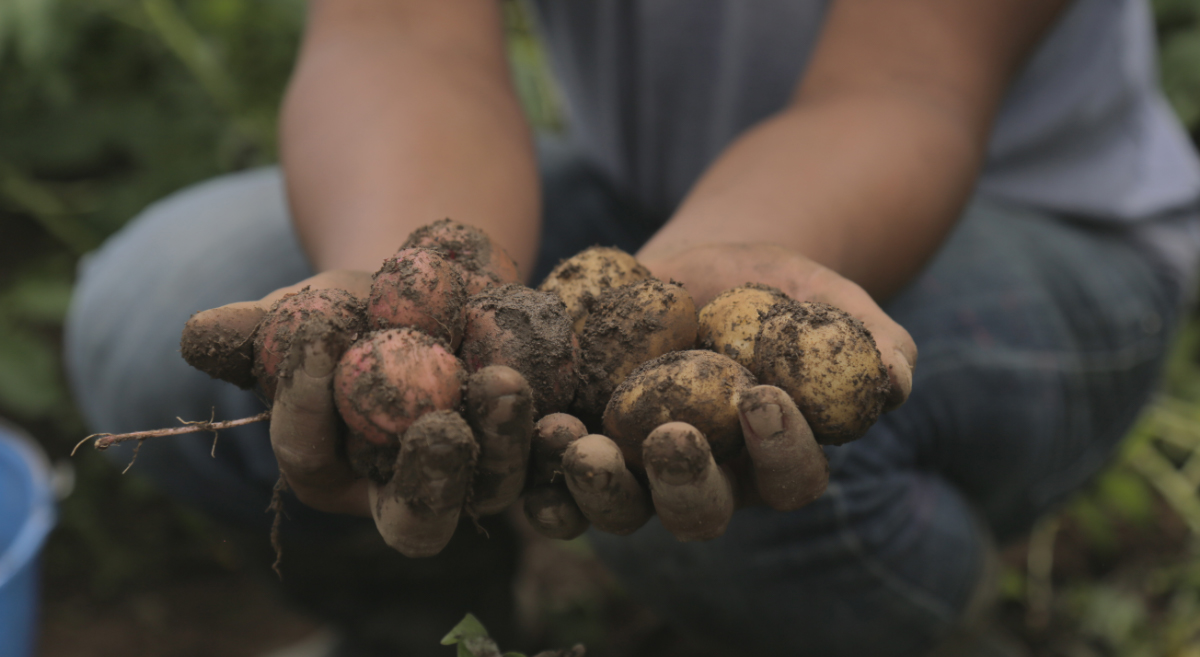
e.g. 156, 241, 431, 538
65, 140, 1184, 656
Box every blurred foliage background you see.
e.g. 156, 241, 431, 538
3, 0, 1200, 655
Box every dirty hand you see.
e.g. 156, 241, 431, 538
181, 270, 535, 558
522, 243, 917, 542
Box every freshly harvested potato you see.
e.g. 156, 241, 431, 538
603, 350, 756, 471
539, 246, 652, 335
367, 247, 467, 349
459, 284, 579, 415
403, 218, 521, 295
334, 328, 466, 482
753, 301, 890, 445
575, 279, 699, 420
697, 283, 789, 371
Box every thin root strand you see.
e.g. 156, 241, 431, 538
268, 475, 288, 580
71, 411, 272, 455
121, 440, 144, 474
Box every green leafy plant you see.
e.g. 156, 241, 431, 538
441, 614, 585, 657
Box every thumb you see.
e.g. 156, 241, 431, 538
180, 301, 265, 389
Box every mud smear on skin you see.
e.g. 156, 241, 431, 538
252, 287, 366, 400
642, 424, 711, 483
392, 410, 478, 515
464, 367, 535, 505
181, 305, 266, 389
339, 329, 466, 485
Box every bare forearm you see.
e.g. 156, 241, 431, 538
639, 0, 1069, 300
639, 91, 983, 299
281, 0, 539, 276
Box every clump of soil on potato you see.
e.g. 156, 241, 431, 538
574, 279, 698, 423
603, 350, 755, 471
460, 285, 578, 415
252, 288, 366, 399
539, 246, 652, 334
403, 218, 520, 294
753, 301, 890, 445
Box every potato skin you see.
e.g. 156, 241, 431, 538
753, 301, 890, 445
459, 284, 578, 415
698, 283, 788, 371
334, 328, 466, 482
603, 350, 756, 471
539, 246, 652, 335
403, 218, 521, 295
367, 247, 466, 349
575, 279, 699, 421
253, 288, 366, 400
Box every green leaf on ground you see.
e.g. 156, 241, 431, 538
442, 613, 492, 645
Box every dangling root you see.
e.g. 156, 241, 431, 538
72, 410, 272, 455
268, 475, 288, 580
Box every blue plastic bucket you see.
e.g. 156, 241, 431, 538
0, 421, 56, 657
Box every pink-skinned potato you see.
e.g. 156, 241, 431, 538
402, 218, 521, 295
334, 328, 466, 483
367, 247, 467, 349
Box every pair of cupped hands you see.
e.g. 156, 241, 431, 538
191, 243, 916, 554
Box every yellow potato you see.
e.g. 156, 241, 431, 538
575, 279, 698, 419
754, 301, 890, 445
697, 283, 789, 371
538, 246, 652, 335
603, 350, 756, 471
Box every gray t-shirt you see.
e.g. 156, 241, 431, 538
532, 0, 1200, 284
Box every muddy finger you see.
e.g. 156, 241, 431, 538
643, 422, 735, 541
523, 484, 590, 540
270, 340, 367, 516
180, 301, 265, 389
371, 410, 478, 558
562, 434, 652, 535
465, 365, 534, 515
531, 413, 588, 485
739, 385, 829, 511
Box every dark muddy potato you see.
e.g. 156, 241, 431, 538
754, 301, 890, 445
603, 350, 756, 471
367, 247, 467, 349
538, 246, 652, 335
459, 285, 578, 416
333, 328, 466, 483
574, 279, 698, 421
403, 218, 521, 295
252, 287, 366, 400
